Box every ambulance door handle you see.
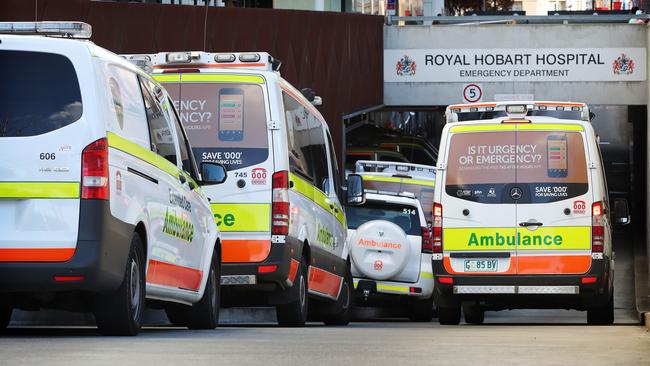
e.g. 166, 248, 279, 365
519, 221, 543, 227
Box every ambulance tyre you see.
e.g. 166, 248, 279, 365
0, 295, 12, 331
93, 233, 145, 336
322, 268, 353, 326
587, 291, 614, 325
437, 295, 461, 325
408, 295, 435, 322
187, 248, 221, 329
276, 256, 308, 327
463, 301, 485, 325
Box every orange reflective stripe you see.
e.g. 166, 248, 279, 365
221, 240, 271, 263
288, 258, 299, 283
308, 267, 342, 298
0, 248, 75, 262
147, 259, 202, 291
517, 255, 591, 274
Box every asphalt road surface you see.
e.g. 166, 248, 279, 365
2, 308, 649, 366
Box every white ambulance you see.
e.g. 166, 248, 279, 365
123, 51, 365, 326
433, 101, 627, 325
0, 22, 224, 335
346, 190, 435, 321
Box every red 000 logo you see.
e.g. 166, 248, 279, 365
573, 200, 586, 214
251, 168, 267, 185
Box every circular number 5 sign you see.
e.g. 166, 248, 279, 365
463, 83, 483, 103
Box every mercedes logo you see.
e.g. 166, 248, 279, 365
379, 230, 385, 237
510, 187, 523, 200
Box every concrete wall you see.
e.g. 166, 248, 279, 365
384, 24, 648, 106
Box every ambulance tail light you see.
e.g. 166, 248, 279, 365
432, 203, 443, 253
421, 227, 433, 254
272, 171, 290, 236
81, 138, 109, 200
592, 201, 605, 253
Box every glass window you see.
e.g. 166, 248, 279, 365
445, 131, 588, 204
162, 82, 269, 171
139, 78, 178, 165
346, 201, 420, 235
0, 51, 82, 137
283, 93, 314, 181
309, 120, 330, 194
106, 65, 149, 149
168, 98, 194, 175
327, 131, 341, 199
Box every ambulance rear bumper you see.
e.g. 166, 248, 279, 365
433, 259, 611, 309
0, 200, 133, 293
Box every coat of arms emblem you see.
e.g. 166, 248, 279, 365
396, 55, 416, 76
613, 53, 634, 75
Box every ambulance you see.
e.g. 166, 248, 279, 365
0, 22, 224, 335
354, 160, 436, 225
432, 101, 626, 325
123, 51, 364, 326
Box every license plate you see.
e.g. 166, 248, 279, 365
463, 259, 498, 272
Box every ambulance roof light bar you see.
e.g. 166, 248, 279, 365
122, 55, 153, 73
363, 189, 417, 199
445, 101, 590, 123
355, 160, 436, 179
0, 21, 92, 39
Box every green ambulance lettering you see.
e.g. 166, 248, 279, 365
467, 232, 562, 247
214, 213, 236, 227
163, 208, 195, 243
316, 224, 334, 247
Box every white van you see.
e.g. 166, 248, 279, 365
346, 190, 435, 321
123, 51, 365, 326
433, 101, 627, 325
0, 22, 224, 335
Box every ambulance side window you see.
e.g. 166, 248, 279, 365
283, 93, 314, 182
326, 131, 341, 200
169, 98, 196, 177
138, 77, 178, 166
106, 65, 150, 149
309, 121, 330, 194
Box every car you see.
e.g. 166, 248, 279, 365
346, 191, 435, 321
432, 101, 629, 325
353, 160, 436, 225
0, 22, 224, 335
123, 51, 365, 326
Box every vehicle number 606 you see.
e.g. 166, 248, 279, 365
40, 153, 56, 160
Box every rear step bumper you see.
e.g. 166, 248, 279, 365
0, 200, 133, 293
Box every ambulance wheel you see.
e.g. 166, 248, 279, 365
408, 295, 435, 322
276, 256, 308, 327
437, 295, 461, 325
587, 291, 614, 325
322, 268, 353, 326
94, 233, 145, 336
0, 294, 12, 331
463, 302, 485, 325
187, 249, 221, 329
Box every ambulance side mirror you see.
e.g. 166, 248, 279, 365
200, 162, 227, 185
613, 198, 631, 226
346, 174, 365, 206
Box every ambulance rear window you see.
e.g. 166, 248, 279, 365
163, 81, 268, 171
346, 201, 421, 235
0, 50, 82, 137
445, 129, 589, 204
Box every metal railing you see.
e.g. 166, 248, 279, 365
387, 14, 649, 25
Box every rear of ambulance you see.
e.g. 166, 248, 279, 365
148, 52, 287, 300
0, 24, 131, 295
